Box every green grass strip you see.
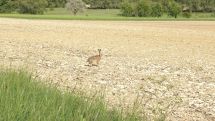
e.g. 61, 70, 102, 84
0, 14, 215, 21
0, 69, 140, 121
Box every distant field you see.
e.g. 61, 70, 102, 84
1, 18, 215, 120
46, 8, 120, 17
0, 8, 215, 20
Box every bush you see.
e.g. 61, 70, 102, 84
121, 0, 151, 17
121, 1, 134, 17
182, 12, 192, 18
0, 0, 17, 13
47, 0, 67, 8
66, 0, 85, 15
151, 3, 163, 17
17, 0, 48, 14
161, 0, 172, 12
167, 1, 181, 18
135, 0, 150, 17
83, 0, 122, 9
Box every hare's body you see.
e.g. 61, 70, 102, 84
87, 49, 101, 66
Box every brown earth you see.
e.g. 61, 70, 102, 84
0, 18, 215, 121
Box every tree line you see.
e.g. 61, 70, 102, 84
0, 0, 214, 16
121, 0, 215, 18
121, 0, 181, 18
0, 0, 67, 14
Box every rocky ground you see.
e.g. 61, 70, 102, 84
0, 18, 215, 121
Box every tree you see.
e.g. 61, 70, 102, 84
192, 0, 201, 12
135, 0, 150, 17
161, 0, 173, 12
83, 0, 122, 9
167, 1, 181, 18
47, 0, 67, 8
200, 0, 214, 12
0, 0, 48, 14
151, 3, 163, 17
120, 1, 134, 17
17, 0, 48, 14
0, 0, 18, 13
66, 0, 85, 15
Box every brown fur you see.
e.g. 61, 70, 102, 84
87, 49, 101, 66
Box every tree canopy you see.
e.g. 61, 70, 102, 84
0, 0, 214, 15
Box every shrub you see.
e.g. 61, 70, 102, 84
83, 0, 122, 9
182, 12, 192, 18
151, 3, 163, 17
120, 1, 134, 17
0, 0, 17, 13
167, 1, 181, 18
161, 0, 172, 12
47, 0, 67, 8
135, 0, 150, 17
66, 0, 85, 15
17, 0, 48, 14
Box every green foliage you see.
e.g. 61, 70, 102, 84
121, 1, 134, 17
0, 0, 17, 13
175, 0, 215, 12
0, 0, 67, 14
0, 70, 141, 121
167, 1, 181, 18
161, 0, 173, 12
83, 0, 122, 9
17, 0, 48, 14
120, 0, 179, 18
190, 0, 201, 12
182, 11, 192, 18
200, 0, 215, 12
151, 3, 163, 17
66, 0, 85, 15
47, 0, 67, 8
1, 0, 214, 17
109, 0, 123, 9
121, 0, 151, 17
135, 0, 150, 17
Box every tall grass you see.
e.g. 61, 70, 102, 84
0, 70, 139, 121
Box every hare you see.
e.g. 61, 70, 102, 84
87, 49, 102, 66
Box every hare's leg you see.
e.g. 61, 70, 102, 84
89, 63, 93, 67
92, 64, 97, 66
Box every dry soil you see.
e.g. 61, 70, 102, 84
0, 18, 215, 121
